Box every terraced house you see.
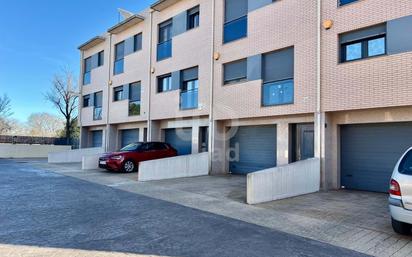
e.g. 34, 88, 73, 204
78, 0, 412, 193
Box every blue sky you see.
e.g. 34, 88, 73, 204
0, 0, 152, 122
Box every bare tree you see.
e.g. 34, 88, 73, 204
27, 113, 64, 137
0, 94, 12, 134
45, 68, 78, 144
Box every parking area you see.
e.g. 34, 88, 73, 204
30, 159, 412, 256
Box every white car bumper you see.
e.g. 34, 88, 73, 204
389, 197, 412, 224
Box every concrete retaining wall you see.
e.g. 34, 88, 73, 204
138, 152, 209, 181
82, 154, 102, 170
0, 143, 71, 158
48, 147, 104, 163
247, 158, 320, 204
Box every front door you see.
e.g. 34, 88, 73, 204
294, 124, 314, 161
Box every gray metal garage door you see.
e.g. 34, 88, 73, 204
164, 128, 192, 155
229, 125, 277, 174
121, 129, 139, 148
92, 130, 103, 148
341, 122, 412, 193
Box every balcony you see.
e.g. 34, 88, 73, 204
262, 79, 294, 106
83, 71, 91, 85
129, 100, 141, 116
224, 16, 248, 43
114, 59, 124, 75
157, 40, 172, 61
93, 107, 102, 120
180, 89, 198, 110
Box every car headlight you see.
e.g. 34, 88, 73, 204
110, 155, 123, 160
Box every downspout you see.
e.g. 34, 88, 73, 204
105, 34, 113, 151
315, 0, 324, 188
79, 50, 84, 148
208, 0, 216, 174
147, 9, 154, 140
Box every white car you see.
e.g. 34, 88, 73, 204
389, 147, 412, 235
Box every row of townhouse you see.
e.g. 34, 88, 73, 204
78, 0, 412, 193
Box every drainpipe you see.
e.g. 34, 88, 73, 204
147, 9, 154, 141
315, 0, 325, 189
79, 50, 84, 149
105, 34, 113, 152
207, 0, 216, 174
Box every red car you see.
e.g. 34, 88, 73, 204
98, 142, 177, 172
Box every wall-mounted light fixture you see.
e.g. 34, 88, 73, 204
323, 19, 333, 30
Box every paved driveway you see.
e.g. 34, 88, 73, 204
28, 159, 412, 256
0, 159, 367, 257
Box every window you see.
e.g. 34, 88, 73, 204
340, 24, 386, 63
262, 47, 294, 106
223, 59, 247, 85
153, 142, 168, 150
157, 74, 172, 92
339, 0, 359, 6
114, 41, 125, 75
97, 51, 104, 67
134, 33, 142, 52
224, 0, 248, 43
83, 94, 90, 107
398, 150, 412, 175
180, 67, 199, 110
157, 20, 173, 61
187, 6, 200, 30
83, 57, 92, 85
113, 86, 123, 101
93, 91, 103, 120
129, 82, 141, 116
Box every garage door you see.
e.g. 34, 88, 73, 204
229, 125, 277, 174
164, 128, 192, 155
121, 129, 139, 148
341, 123, 412, 193
91, 130, 103, 148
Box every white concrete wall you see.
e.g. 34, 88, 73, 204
247, 158, 320, 204
48, 147, 104, 163
0, 144, 71, 158
82, 154, 102, 170
138, 152, 209, 181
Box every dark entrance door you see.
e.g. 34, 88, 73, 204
292, 123, 314, 162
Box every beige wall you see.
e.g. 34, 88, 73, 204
109, 10, 151, 124
81, 36, 111, 126
0, 144, 72, 158
150, 0, 212, 120
213, 0, 318, 120
321, 0, 412, 112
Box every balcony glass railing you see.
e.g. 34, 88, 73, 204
83, 71, 91, 85
157, 40, 172, 61
262, 79, 294, 106
128, 101, 141, 116
93, 107, 102, 120
223, 15, 248, 43
114, 59, 124, 75
180, 89, 198, 110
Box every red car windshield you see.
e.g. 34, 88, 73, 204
120, 143, 143, 152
